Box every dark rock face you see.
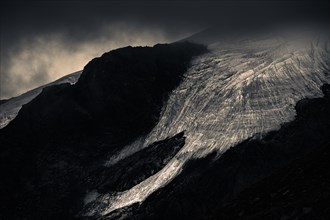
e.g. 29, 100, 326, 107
0, 42, 206, 219
212, 141, 330, 220
113, 84, 330, 220
0, 99, 9, 105
2, 42, 207, 142
89, 132, 185, 194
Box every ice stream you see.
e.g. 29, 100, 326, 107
84, 36, 330, 216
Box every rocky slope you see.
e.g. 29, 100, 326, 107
0, 42, 206, 219
0, 71, 82, 129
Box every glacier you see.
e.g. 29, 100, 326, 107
84, 30, 329, 216
84, 30, 330, 216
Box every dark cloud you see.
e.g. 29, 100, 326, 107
1, 0, 329, 99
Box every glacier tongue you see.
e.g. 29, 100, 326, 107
84, 34, 330, 216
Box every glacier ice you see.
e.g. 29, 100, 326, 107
82, 32, 330, 216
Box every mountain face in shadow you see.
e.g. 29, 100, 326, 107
2, 42, 207, 142
0, 42, 207, 219
0, 71, 81, 129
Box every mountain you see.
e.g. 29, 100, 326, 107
0, 42, 207, 219
0, 71, 82, 129
0, 25, 329, 220
82, 26, 330, 217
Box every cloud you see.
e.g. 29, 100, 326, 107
1, 0, 328, 99
0, 1, 207, 99
0, 23, 193, 99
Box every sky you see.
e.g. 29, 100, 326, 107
0, 0, 329, 99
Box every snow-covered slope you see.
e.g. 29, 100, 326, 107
82, 28, 330, 216
0, 71, 82, 129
